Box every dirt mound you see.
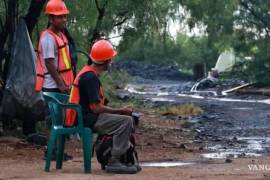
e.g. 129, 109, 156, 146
113, 61, 192, 81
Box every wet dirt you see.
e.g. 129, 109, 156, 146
1, 79, 270, 179
125, 80, 270, 160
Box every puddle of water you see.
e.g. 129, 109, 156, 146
203, 137, 270, 160
140, 161, 195, 167
232, 107, 253, 110
179, 93, 270, 105
125, 86, 152, 95
157, 92, 170, 96
150, 97, 175, 102
238, 137, 270, 151
126, 83, 270, 104
126, 82, 270, 162
201, 152, 262, 159
192, 90, 218, 96
247, 140, 263, 151
179, 94, 270, 104
177, 93, 205, 99
238, 137, 270, 141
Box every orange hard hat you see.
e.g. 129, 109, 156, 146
45, 0, 69, 15
89, 40, 117, 64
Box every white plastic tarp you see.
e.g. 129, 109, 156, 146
213, 50, 236, 73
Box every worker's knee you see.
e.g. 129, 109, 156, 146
122, 115, 133, 128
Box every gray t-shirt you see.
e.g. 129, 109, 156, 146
40, 31, 59, 89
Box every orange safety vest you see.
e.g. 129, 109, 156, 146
35, 29, 74, 92
65, 65, 105, 127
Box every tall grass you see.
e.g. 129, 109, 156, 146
158, 104, 204, 117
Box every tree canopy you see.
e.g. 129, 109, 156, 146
0, 0, 270, 85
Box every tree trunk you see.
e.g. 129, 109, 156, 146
89, 0, 108, 48
193, 63, 206, 81
24, 0, 47, 35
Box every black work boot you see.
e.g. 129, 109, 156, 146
127, 163, 142, 172
105, 156, 137, 174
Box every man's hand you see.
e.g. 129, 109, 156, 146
58, 82, 70, 93
45, 59, 70, 93
120, 107, 133, 116
89, 103, 133, 115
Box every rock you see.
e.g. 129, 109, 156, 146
75, 148, 83, 153
194, 139, 203, 143
182, 122, 193, 128
202, 114, 218, 120
239, 153, 246, 157
179, 144, 187, 149
197, 78, 219, 90
228, 154, 234, 158
116, 90, 132, 100
26, 133, 47, 146
199, 146, 204, 150
6, 146, 15, 151
225, 158, 233, 163
213, 138, 222, 142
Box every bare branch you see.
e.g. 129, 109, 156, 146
240, 0, 270, 31
103, 0, 109, 10
95, 0, 101, 13
90, 0, 109, 44
113, 16, 129, 27
108, 34, 123, 39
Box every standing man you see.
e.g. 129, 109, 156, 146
35, 0, 74, 160
65, 40, 140, 174
35, 0, 73, 93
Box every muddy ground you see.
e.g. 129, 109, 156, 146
1, 61, 270, 179
1, 108, 270, 180
124, 80, 270, 158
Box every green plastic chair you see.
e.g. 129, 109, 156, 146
42, 92, 92, 173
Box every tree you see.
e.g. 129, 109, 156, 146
180, 0, 270, 85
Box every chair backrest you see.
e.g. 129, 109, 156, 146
43, 92, 69, 104
43, 92, 69, 126
47, 101, 64, 126
43, 92, 85, 128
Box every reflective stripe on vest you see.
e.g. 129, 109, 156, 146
65, 66, 105, 127
35, 29, 74, 92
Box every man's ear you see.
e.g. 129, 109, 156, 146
48, 15, 54, 24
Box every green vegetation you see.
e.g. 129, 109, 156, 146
181, 0, 270, 86
1, 0, 270, 85
100, 69, 131, 100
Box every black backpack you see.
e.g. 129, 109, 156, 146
94, 133, 139, 170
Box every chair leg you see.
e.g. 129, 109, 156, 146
82, 128, 92, 173
45, 130, 57, 172
56, 135, 65, 169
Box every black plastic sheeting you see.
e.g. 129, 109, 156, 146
1, 18, 44, 135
